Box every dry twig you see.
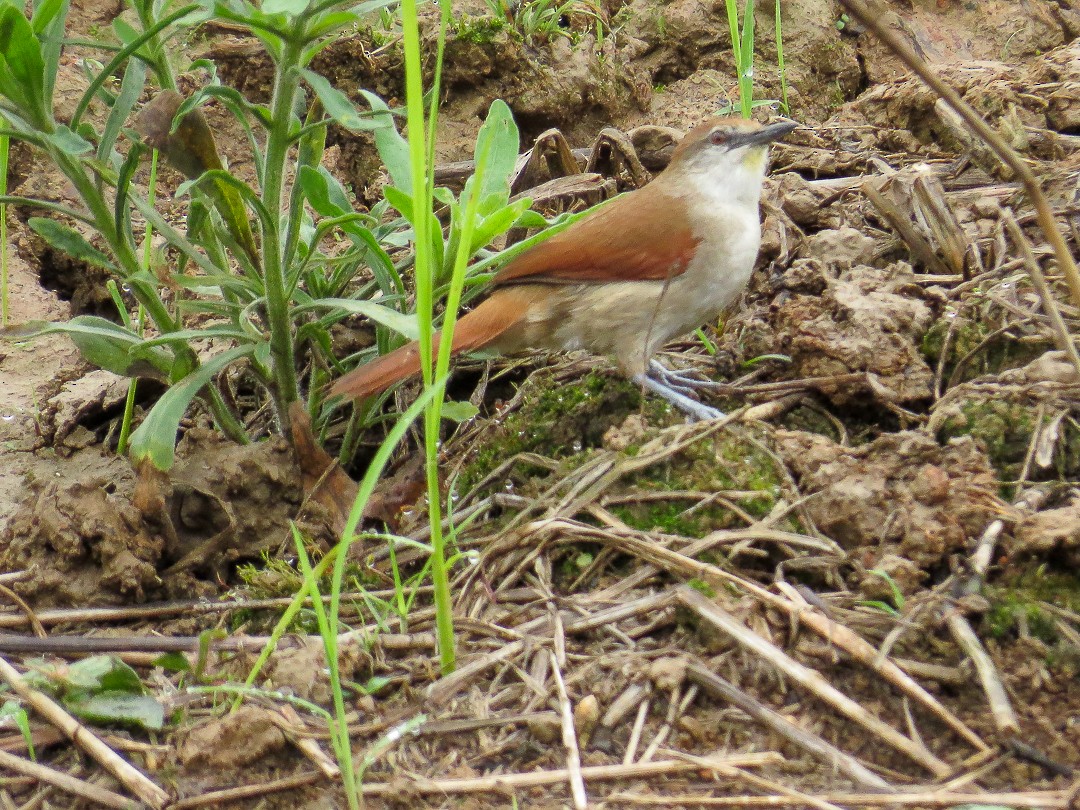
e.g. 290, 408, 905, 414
0, 654, 169, 809
838, 0, 1080, 311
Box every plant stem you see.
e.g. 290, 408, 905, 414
119, 149, 160, 454
0, 122, 8, 327
400, 0, 456, 675
775, 0, 788, 114
259, 43, 304, 425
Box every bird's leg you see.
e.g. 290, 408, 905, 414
633, 370, 725, 422
648, 359, 729, 393
648, 360, 710, 394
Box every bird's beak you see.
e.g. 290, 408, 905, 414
732, 120, 798, 149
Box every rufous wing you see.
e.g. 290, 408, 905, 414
494, 186, 700, 286
328, 287, 536, 401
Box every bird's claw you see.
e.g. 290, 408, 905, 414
635, 369, 726, 422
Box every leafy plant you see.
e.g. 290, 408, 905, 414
723, 0, 756, 118
856, 569, 906, 617
774, 0, 788, 114
484, 0, 604, 47
0, 116, 8, 327
720, 0, 789, 117
0, 0, 582, 796
24, 655, 164, 731
0, 700, 34, 758
0, 0, 422, 470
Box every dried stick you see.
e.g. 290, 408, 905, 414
426, 640, 526, 705
678, 588, 951, 777
684, 660, 891, 791
362, 753, 780, 795
550, 650, 588, 809
863, 180, 953, 276
773, 583, 987, 752
608, 789, 1071, 808
838, 0, 1080, 312
1001, 210, 1080, 377
0, 589, 433, 630
967, 488, 1046, 588
0, 654, 169, 809
566, 522, 982, 751
623, 699, 650, 765
663, 750, 847, 810
943, 614, 1018, 735
939, 489, 1051, 736
0, 749, 133, 809
174, 754, 784, 807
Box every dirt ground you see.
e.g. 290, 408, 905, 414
1, 0, 1080, 807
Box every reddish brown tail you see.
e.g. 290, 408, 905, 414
328, 289, 531, 402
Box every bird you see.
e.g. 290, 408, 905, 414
330, 116, 797, 421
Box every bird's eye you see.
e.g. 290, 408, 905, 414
709, 129, 728, 145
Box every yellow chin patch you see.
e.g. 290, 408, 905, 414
742, 147, 767, 172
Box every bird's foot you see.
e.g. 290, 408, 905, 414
647, 360, 725, 395
634, 370, 725, 422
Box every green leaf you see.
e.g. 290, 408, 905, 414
471, 199, 530, 252
0, 700, 34, 759
358, 90, 410, 190
128, 344, 254, 470
301, 70, 383, 132
261, 0, 308, 13
513, 209, 547, 229
298, 297, 418, 339
441, 400, 478, 423
28, 218, 115, 270
139, 325, 249, 348
92, 55, 144, 183
0, 5, 47, 126
30, 0, 64, 33
47, 124, 92, 154
299, 165, 356, 220
66, 655, 145, 693
472, 99, 518, 209
69, 692, 165, 731
1, 315, 173, 379
382, 185, 413, 221
307, 9, 365, 38
110, 16, 140, 45
152, 652, 191, 672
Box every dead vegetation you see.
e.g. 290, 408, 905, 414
0, 0, 1079, 808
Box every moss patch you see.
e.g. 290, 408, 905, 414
985, 570, 1080, 669
938, 397, 1080, 481
457, 369, 672, 494
921, 314, 1048, 385
939, 399, 1035, 474
609, 428, 787, 538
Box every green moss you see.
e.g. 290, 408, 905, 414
939, 395, 1080, 482
452, 14, 506, 44
686, 579, 716, 598
985, 596, 1057, 643
609, 428, 786, 538
921, 315, 1046, 385
921, 316, 987, 369
941, 399, 1034, 470
985, 571, 1080, 663
456, 370, 671, 494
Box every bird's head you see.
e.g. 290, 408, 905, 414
667, 116, 797, 201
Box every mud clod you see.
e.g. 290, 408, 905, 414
775, 430, 1001, 571
773, 262, 934, 405
180, 706, 287, 770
